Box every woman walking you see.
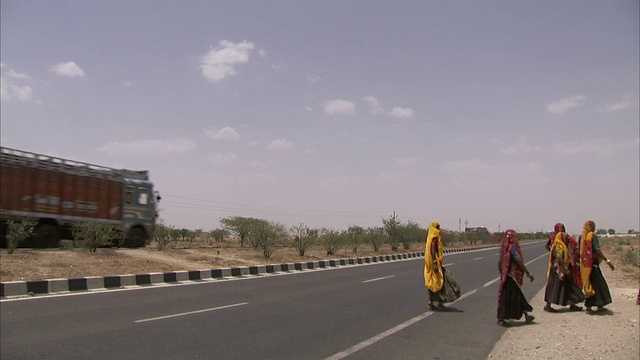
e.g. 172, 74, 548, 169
544, 224, 584, 312
497, 229, 535, 327
424, 221, 460, 310
580, 220, 614, 313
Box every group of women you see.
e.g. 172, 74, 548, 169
422, 220, 615, 327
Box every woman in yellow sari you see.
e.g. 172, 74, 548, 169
543, 225, 583, 312
424, 221, 460, 310
580, 220, 614, 313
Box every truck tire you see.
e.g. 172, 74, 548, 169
34, 224, 60, 248
126, 227, 147, 248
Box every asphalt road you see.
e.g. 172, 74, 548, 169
1, 241, 549, 360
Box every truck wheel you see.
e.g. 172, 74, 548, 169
126, 227, 147, 248
35, 224, 60, 248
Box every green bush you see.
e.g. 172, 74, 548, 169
59, 240, 74, 249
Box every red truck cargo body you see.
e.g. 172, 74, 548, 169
0, 162, 123, 223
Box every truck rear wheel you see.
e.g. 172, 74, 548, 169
126, 227, 147, 248
34, 224, 60, 248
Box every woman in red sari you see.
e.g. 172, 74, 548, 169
497, 229, 535, 327
580, 220, 614, 313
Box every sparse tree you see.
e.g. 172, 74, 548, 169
252, 221, 288, 259
220, 216, 264, 247
6, 219, 36, 254
210, 228, 229, 243
364, 227, 385, 252
399, 220, 426, 250
382, 213, 401, 251
72, 221, 118, 252
348, 225, 364, 254
154, 221, 171, 250
169, 226, 181, 247
320, 228, 345, 255
291, 223, 318, 256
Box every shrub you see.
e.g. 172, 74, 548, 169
620, 248, 639, 267
59, 240, 74, 249
6, 219, 36, 254
72, 221, 118, 252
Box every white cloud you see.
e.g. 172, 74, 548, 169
50, 61, 85, 77
1, 77, 10, 101
200, 40, 255, 82
12, 85, 33, 102
258, 48, 267, 57
394, 157, 417, 167
267, 138, 295, 150
546, 95, 586, 114
98, 139, 197, 156
442, 159, 491, 175
6, 68, 31, 79
363, 96, 384, 114
323, 99, 356, 116
388, 107, 415, 119
501, 138, 539, 155
122, 81, 134, 87
379, 172, 405, 183
206, 126, 240, 141
598, 95, 635, 112
307, 74, 322, 83
207, 152, 237, 165
304, 105, 313, 112
552, 138, 639, 158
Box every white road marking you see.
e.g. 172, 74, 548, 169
134, 302, 248, 323
362, 275, 395, 283
444, 263, 453, 267
474, 257, 483, 260
324, 247, 549, 360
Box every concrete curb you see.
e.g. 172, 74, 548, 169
0, 245, 498, 298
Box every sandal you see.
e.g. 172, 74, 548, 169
525, 314, 535, 324
569, 305, 582, 312
497, 320, 511, 327
543, 305, 557, 313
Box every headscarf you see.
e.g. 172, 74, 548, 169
424, 221, 444, 292
580, 220, 596, 298
547, 223, 565, 251
498, 229, 524, 302
546, 231, 570, 283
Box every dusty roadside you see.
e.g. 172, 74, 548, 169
488, 248, 639, 360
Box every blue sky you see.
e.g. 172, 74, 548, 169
2, 0, 638, 235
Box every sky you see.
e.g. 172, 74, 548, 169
1, 0, 639, 235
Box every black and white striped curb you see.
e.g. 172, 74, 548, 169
0, 244, 498, 298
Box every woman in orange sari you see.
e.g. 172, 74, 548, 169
580, 220, 614, 313
424, 221, 460, 310
497, 229, 535, 327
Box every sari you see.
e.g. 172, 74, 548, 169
580, 220, 612, 307
424, 221, 460, 304
497, 229, 533, 320
544, 231, 583, 306
580, 221, 596, 298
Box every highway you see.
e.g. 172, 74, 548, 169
1, 241, 549, 360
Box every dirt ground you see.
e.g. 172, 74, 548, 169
0, 239, 417, 282
489, 237, 640, 360
1, 237, 638, 360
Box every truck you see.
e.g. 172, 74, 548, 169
0, 146, 158, 248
